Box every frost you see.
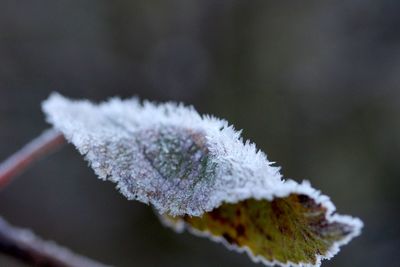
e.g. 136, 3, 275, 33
42, 93, 363, 267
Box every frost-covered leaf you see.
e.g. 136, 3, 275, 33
42, 93, 362, 267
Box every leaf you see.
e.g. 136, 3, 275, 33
42, 93, 363, 267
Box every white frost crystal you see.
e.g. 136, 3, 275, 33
42, 93, 281, 216
42, 93, 362, 267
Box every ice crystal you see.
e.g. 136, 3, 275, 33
42, 93, 362, 267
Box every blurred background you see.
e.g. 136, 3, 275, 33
0, 1, 399, 266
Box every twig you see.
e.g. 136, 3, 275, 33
0, 216, 111, 267
0, 128, 66, 188
0, 129, 111, 266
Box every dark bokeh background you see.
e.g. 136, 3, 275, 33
0, 1, 399, 266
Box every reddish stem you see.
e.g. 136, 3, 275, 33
0, 129, 111, 266
0, 216, 111, 267
0, 128, 66, 188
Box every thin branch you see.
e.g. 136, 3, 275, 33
0, 216, 111, 267
0, 129, 111, 266
0, 128, 66, 188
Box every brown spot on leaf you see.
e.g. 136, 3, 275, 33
265, 233, 273, 241
279, 224, 292, 236
236, 209, 241, 217
222, 233, 235, 244
236, 224, 246, 237
209, 211, 230, 226
298, 194, 310, 204
271, 200, 283, 219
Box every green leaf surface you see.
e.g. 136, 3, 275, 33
163, 194, 359, 266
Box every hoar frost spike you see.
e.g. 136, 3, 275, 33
42, 93, 363, 267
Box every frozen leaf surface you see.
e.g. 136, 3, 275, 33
42, 93, 362, 267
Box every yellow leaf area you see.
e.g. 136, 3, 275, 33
173, 194, 353, 265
